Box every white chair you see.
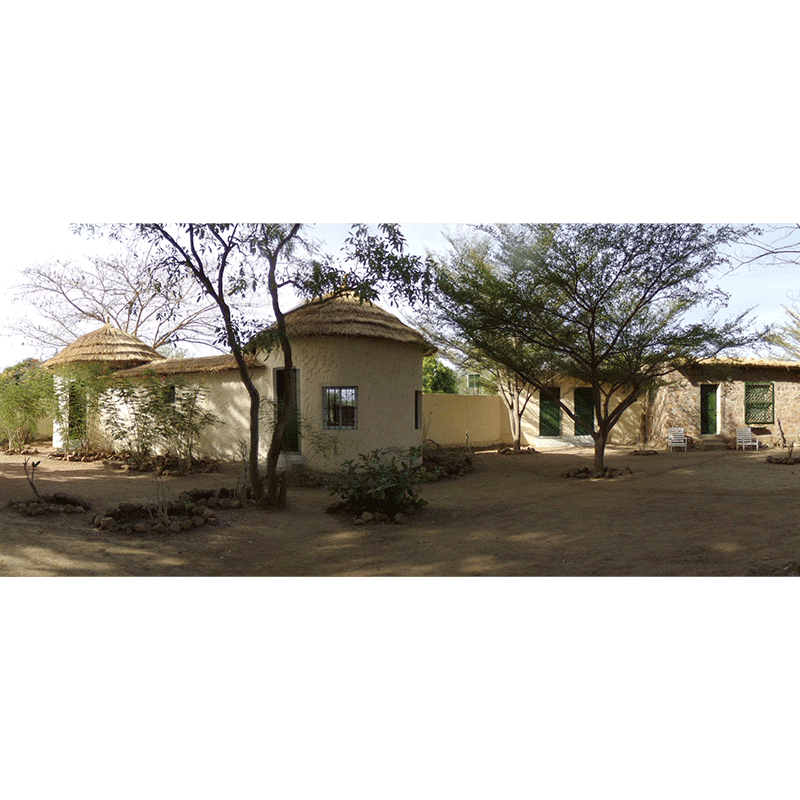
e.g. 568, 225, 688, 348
667, 427, 687, 451
736, 427, 761, 450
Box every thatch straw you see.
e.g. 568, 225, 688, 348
116, 353, 262, 377
42, 324, 167, 370
696, 356, 800, 371
283, 294, 434, 354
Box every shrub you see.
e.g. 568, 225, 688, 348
325, 446, 435, 516
0, 360, 54, 450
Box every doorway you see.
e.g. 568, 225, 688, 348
539, 387, 561, 436
574, 387, 594, 436
700, 384, 718, 435
275, 368, 300, 452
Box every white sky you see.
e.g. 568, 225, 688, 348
1, 222, 797, 369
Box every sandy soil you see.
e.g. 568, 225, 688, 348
1, 444, 798, 576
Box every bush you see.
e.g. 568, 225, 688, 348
325, 446, 435, 516
0, 360, 54, 450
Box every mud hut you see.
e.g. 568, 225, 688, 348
43, 324, 165, 449
110, 294, 434, 471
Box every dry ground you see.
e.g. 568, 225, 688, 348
1, 444, 798, 576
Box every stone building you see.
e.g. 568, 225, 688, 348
645, 358, 800, 449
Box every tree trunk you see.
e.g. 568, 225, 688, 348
265, 337, 294, 508
593, 428, 608, 474
512, 391, 522, 453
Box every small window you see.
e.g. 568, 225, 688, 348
324, 387, 358, 430
744, 382, 774, 425
415, 390, 423, 429
163, 385, 177, 405
467, 374, 481, 395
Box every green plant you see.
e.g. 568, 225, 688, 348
325, 446, 432, 516
52, 363, 112, 452
0, 360, 54, 450
101, 374, 221, 469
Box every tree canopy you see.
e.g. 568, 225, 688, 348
9, 249, 221, 355
422, 356, 458, 394
431, 223, 764, 471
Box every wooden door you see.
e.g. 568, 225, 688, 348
700, 384, 717, 435
539, 387, 561, 436
574, 387, 594, 436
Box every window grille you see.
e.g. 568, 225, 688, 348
324, 387, 358, 430
744, 382, 774, 425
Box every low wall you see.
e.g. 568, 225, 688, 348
421, 394, 512, 448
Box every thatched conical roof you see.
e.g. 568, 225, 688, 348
42, 324, 167, 371
282, 294, 434, 354
116, 353, 262, 377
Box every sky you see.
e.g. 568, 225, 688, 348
1, 222, 798, 370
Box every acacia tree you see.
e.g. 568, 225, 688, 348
9, 250, 221, 353
75, 223, 434, 506
433, 223, 763, 472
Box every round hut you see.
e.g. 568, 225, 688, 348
43, 324, 166, 449
259, 293, 434, 470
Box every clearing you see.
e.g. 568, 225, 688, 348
0, 444, 797, 576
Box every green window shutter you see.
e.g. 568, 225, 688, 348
744, 382, 774, 425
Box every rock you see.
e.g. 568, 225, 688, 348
62, 504, 76, 514
99, 517, 117, 531
352, 517, 366, 526
205, 496, 219, 508
374, 512, 390, 523
133, 522, 150, 534
218, 498, 232, 509
192, 516, 206, 527
168, 522, 182, 533
361, 512, 375, 523
393, 513, 406, 524
180, 518, 192, 531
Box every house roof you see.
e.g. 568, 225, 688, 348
42, 324, 166, 370
282, 293, 435, 354
115, 353, 262, 377
696, 356, 800, 371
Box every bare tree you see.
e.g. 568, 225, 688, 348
9, 249, 222, 354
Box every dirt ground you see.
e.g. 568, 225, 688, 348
1, 443, 798, 576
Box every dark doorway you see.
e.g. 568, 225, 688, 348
275, 368, 300, 452
700, 384, 718, 435
574, 387, 594, 436
539, 387, 561, 436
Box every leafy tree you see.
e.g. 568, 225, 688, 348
422, 356, 458, 394
74, 224, 434, 506
9, 250, 222, 354
432, 223, 763, 472
0, 359, 54, 450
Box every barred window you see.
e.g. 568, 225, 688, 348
744, 382, 774, 425
324, 387, 358, 430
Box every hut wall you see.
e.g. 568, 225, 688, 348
260, 336, 424, 471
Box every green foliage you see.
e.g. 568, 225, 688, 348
432, 223, 764, 470
422, 356, 458, 394
52, 364, 111, 451
0, 360, 54, 450
768, 305, 800, 360
325, 446, 431, 516
101, 375, 221, 468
